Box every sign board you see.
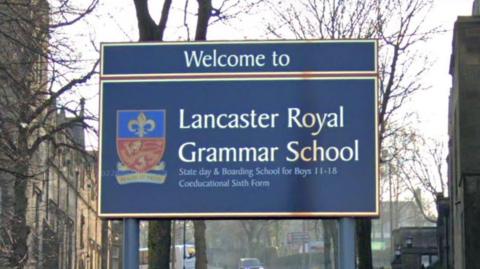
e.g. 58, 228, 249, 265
99, 40, 378, 218
287, 232, 310, 245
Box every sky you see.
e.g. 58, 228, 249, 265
412, 0, 473, 139
76, 0, 475, 148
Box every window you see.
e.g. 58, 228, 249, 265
0, 185, 2, 218
112, 247, 120, 269
421, 255, 430, 267
68, 187, 75, 217
111, 260, 119, 269
66, 220, 73, 269
112, 247, 120, 258
33, 188, 42, 255
80, 215, 85, 249
421, 254, 439, 267
47, 200, 57, 229
90, 181, 96, 201
33, 54, 44, 83
76, 170, 83, 190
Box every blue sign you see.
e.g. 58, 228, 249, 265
99, 40, 378, 218
101, 40, 376, 76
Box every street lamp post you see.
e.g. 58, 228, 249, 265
382, 149, 394, 259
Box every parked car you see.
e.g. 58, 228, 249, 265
238, 258, 265, 269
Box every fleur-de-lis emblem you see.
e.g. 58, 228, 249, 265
128, 112, 156, 137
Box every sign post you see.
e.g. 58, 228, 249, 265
99, 40, 378, 267
123, 218, 139, 268
338, 218, 356, 269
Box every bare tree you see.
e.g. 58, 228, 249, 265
399, 135, 447, 223
0, 0, 98, 268
240, 220, 272, 257
132, 0, 214, 267
261, 0, 438, 267
131, 0, 174, 266
131, 1, 265, 267
321, 220, 338, 269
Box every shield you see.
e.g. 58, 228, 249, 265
116, 110, 166, 173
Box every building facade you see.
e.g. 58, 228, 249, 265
474, 0, 480, 15
448, 15, 480, 269
16, 107, 105, 269
45, 108, 104, 269
371, 201, 434, 268
0, 1, 110, 268
391, 227, 438, 269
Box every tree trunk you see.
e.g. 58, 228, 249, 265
246, 232, 254, 257
132, 0, 174, 266
192, 2, 212, 269
195, 0, 212, 41
322, 221, 332, 269
356, 218, 373, 269
9, 132, 30, 269
148, 221, 171, 269
332, 223, 338, 267
10, 176, 29, 269
193, 221, 207, 269
157, 0, 172, 41
133, 0, 212, 267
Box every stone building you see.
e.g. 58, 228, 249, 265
390, 227, 438, 269
435, 194, 450, 268
0, 103, 106, 269
474, 0, 480, 15
448, 15, 480, 269
0, 105, 107, 269
104, 221, 123, 269
371, 201, 434, 268
45, 108, 104, 269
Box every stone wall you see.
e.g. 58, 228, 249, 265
449, 16, 480, 269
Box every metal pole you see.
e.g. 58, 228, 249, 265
389, 162, 394, 259
123, 218, 139, 269
338, 218, 356, 269
172, 221, 176, 269
183, 220, 186, 269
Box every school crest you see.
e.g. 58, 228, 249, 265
116, 110, 167, 184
